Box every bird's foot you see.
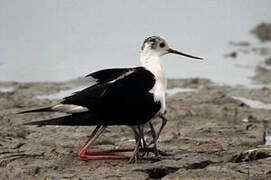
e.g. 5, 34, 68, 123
79, 151, 128, 160
145, 147, 169, 157
128, 152, 160, 163
140, 148, 149, 157
139, 143, 150, 157
128, 152, 140, 163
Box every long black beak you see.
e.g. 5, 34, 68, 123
168, 48, 203, 60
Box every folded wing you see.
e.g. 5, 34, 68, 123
22, 67, 161, 126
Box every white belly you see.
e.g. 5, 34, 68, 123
153, 79, 167, 113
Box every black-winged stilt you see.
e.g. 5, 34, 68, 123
19, 36, 203, 162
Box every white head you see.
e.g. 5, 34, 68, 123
140, 36, 203, 59
141, 36, 169, 57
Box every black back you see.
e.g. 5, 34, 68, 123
59, 67, 161, 125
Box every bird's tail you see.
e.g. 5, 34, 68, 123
17, 107, 52, 114
24, 113, 101, 126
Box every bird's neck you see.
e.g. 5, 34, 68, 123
140, 52, 161, 71
140, 52, 167, 113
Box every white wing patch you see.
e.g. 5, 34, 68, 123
85, 75, 99, 83
109, 69, 135, 84
51, 104, 89, 113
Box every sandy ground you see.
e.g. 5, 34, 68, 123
1, 23, 271, 179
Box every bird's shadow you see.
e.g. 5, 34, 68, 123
139, 148, 199, 160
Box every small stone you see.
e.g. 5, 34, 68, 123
265, 58, 271, 66
251, 22, 271, 42
224, 51, 237, 58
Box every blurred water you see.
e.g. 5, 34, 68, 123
232, 96, 271, 110
0, 87, 14, 92
0, 1, 271, 86
166, 88, 196, 96
265, 123, 271, 145
37, 86, 196, 100
37, 86, 87, 99
266, 134, 271, 145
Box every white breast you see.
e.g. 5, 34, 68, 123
153, 71, 167, 113
140, 55, 167, 113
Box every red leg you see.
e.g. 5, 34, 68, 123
78, 125, 162, 161
148, 114, 167, 147
78, 126, 135, 160
128, 131, 141, 163
128, 124, 145, 163
85, 149, 134, 155
149, 122, 159, 156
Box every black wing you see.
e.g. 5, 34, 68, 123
86, 68, 133, 83
62, 67, 156, 109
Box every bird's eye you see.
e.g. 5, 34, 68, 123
159, 42, 165, 48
